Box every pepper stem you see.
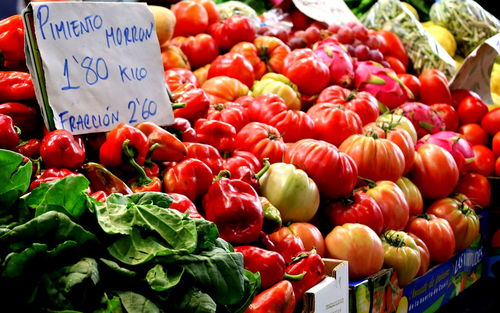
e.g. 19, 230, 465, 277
172, 102, 187, 109
213, 169, 231, 183
284, 271, 307, 281
358, 176, 376, 188
254, 158, 271, 180
123, 139, 153, 186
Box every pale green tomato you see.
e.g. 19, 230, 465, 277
259, 162, 319, 222
381, 230, 421, 287
377, 113, 417, 144
252, 74, 301, 110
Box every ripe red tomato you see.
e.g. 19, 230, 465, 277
408, 233, 430, 277
179, 34, 219, 70
406, 214, 456, 263
398, 73, 421, 100
431, 103, 459, 131
317, 86, 379, 125
207, 53, 255, 88
247, 94, 287, 124
396, 177, 424, 216
375, 30, 408, 68
385, 56, 406, 74
418, 69, 452, 106
254, 36, 291, 74
191, 0, 219, 25
454, 172, 491, 207
171, 1, 209, 36
234, 122, 286, 165
325, 223, 384, 279
201, 76, 249, 104
164, 68, 199, 93
230, 42, 267, 80
325, 191, 384, 234
481, 108, 500, 135
268, 110, 316, 143
209, 15, 256, 51
284, 139, 358, 199
339, 134, 405, 182
282, 48, 330, 94
457, 96, 488, 124
493, 132, 500, 156
270, 223, 326, 257
458, 123, 488, 146
161, 45, 190, 70
411, 143, 459, 200
206, 102, 249, 132
365, 180, 410, 231
466, 145, 495, 176
427, 197, 480, 251
451, 89, 481, 109
496, 156, 500, 176
307, 103, 362, 147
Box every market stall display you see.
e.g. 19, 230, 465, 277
0, 0, 499, 312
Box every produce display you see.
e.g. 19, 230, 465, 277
0, 0, 498, 312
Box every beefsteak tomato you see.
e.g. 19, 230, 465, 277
454, 172, 491, 208
282, 48, 330, 94
207, 52, 255, 88
235, 122, 286, 165
381, 230, 421, 286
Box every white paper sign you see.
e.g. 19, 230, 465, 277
449, 34, 500, 104
29, 2, 172, 134
292, 0, 359, 25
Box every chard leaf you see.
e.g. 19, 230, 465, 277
175, 288, 216, 313
116, 291, 160, 313
0, 149, 32, 211
146, 264, 184, 292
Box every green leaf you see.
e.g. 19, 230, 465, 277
0, 149, 32, 211
116, 291, 160, 313
99, 258, 137, 279
174, 288, 216, 313
222, 269, 261, 313
94, 294, 124, 313
106, 192, 172, 208
25, 175, 90, 219
146, 264, 184, 292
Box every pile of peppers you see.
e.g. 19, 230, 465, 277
0, 14, 328, 313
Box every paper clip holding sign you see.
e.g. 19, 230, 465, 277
449, 33, 500, 104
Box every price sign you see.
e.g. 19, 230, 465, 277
23, 2, 173, 134
292, 0, 359, 25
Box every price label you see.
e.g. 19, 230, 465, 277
23, 2, 173, 134
292, 0, 359, 25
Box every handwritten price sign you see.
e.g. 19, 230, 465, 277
27, 2, 172, 134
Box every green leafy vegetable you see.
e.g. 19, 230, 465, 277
146, 264, 184, 292
116, 291, 160, 313
174, 288, 217, 313
0, 149, 32, 211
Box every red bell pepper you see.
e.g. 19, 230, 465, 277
194, 118, 237, 153
135, 121, 187, 162
0, 15, 25, 68
163, 158, 213, 201
16, 138, 41, 158
99, 123, 149, 167
40, 129, 86, 169
202, 171, 263, 244
130, 176, 162, 193
0, 102, 37, 133
274, 234, 306, 264
245, 280, 296, 313
167, 193, 204, 219
29, 168, 78, 190
165, 117, 197, 142
143, 161, 160, 178
285, 251, 327, 303
81, 162, 132, 195
172, 83, 210, 122
90, 190, 108, 203
223, 153, 268, 191
0, 71, 35, 101
185, 142, 224, 174
225, 150, 261, 172
0, 113, 19, 149
234, 246, 305, 289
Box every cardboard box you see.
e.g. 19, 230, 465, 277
349, 279, 371, 313
303, 258, 349, 313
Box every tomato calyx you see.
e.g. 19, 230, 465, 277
415, 213, 432, 221
383, 232, 407, 248
213, 169, 231, 183
213, 103, 225, 111
358, 176, 377, 188
345, 91, 358, 102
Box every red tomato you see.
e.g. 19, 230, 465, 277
284, 139, 358, 199
458, 123, 488, 146
418, 69, 452, 106
270, 223, 326, 257
411, 143, 459, 200
466, 145, 495, 176
207, 53, 255, 88
230, 42, 267, 80
325, 223, 384, 279
493, 132, 500, 156
164, 68, 199, 92
457, 96, 488, 124
282, 48, 330, 94
179, 34, 219, 69
406, 214, 456, 263
451, 89, 481, 109
161, 45, 190, 70
325, 191, 384, 234
375, 30, 408, 68
201, 76, 249, 104
254, 36, 291, 74
317, 85, 379, 125
481, 108, 500, 135
496, 157, 500, 176
247, 94, 287, 124
234, 122, 286, 165
396, 177, 424, 216
206, 101, 249, 132
430, 103, 459, 131
408, 233, 430, 277
209, 15, 256, 51
427, 197, 480, 251
454, 172, 491, 207
385, 56, 406, 74
191, 0, 219, 25
171, 1, 209, 36
307, 103, 363, 147
365, 180, 410, 231
267, 110, 316, 143
398, 74, 421, 100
